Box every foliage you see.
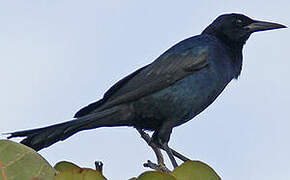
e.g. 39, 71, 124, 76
53, 161, 106, 180
0, 140, 221, 180
0, 140, 56, 180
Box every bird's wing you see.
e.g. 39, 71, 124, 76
74, 65, 149, 117
75, 44, 209, 117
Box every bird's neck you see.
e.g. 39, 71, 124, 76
227, 46, 243, 79
216, 36, 244, 78
221, 40, 243, 79
202, 32, 244, 78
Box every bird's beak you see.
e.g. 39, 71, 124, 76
245, 20, 287, 33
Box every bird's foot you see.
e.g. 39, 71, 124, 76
143, 160, 171, 173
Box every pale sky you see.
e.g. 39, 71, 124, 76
1, 0, 290, 179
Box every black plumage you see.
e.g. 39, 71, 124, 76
8, 13, 286, 167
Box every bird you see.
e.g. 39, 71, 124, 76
8, 13, 286, 168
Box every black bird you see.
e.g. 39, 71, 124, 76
8, 13, 286, 168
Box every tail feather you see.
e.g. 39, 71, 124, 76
7, 106, 133, 151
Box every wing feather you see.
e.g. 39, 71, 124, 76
98, 50, 208, 111
75, 38, 209, 117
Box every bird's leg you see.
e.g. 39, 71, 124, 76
137, 128, 190, 162
152, 125, 179, 168
137, 128, 171, 172
170, 148, 191, 162
137, 128, 165, 166
160, 141, 178, 168
137, 126, 190, 169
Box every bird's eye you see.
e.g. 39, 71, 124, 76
235, 19, 243, 26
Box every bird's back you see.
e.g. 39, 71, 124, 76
75, 34, 240, 119
106, 34, 236, 99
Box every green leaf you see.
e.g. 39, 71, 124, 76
0, 139, 56, 180
54, 161, 81, 172
137, 171, 177, 180
53, 168, 106, 180
171, 161, 221, 180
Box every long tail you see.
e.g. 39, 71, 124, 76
7, 106, 134, 151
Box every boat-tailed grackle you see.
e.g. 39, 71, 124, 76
8, 13, 286, 168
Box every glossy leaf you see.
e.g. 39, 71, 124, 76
138, 171, 177, 180
171, 161, 221, 180
53, 168, 106, 180
0, 139, 56, 180
54, 161, 81, 172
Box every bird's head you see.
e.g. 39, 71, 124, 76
202, 13, 286, 48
